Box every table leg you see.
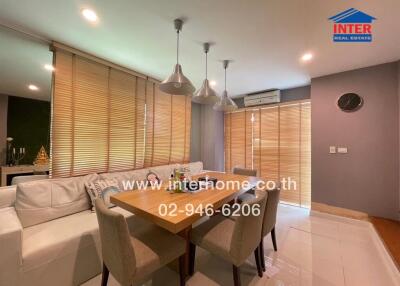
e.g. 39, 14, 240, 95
178, 225, 192, 279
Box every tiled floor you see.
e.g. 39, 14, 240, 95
83, 205, 398, 286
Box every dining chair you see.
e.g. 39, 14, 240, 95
189, 190, 267, 286
233, 167, 258, 204
94, 199, 187, 286
232, 167, 257, 177
258, 188, 280, 271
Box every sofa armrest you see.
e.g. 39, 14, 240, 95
0, 207, 22, 285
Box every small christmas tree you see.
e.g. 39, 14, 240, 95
34, 146, 49, 165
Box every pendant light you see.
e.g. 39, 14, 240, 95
192, 43, 219, 104
159, 19, 195, 95
213, 60, 238, 112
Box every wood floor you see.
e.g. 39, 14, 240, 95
370, 216, 400, 270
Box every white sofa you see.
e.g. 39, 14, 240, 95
0, 162, 204, 286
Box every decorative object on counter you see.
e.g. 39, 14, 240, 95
12, 147, 25, 166
198, 176, 218, 186
34, 146, 49, 165
6, 137, 13, 166
213, 60, 238, 112
192, 42, 219, 104
159, 18, 195, 96
168, 166, 191, 193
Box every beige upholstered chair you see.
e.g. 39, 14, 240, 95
95, 199, 186, 286
233, 167, 257, 202
258, 188, 280, 271
189, 190, 267, 286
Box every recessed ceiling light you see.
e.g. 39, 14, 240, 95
28, 84, 39, 91
210, 80, 217, 86
301, 53, 313, 62
81, 8, 98, 22
44, 64, 55, 71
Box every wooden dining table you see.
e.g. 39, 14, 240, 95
110, 171, 261, 276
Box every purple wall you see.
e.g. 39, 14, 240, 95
0, 95, 8, 165
190, 103, 225, 171
312, 62, 400, 220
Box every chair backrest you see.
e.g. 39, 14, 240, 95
229, 190, 267, 266
262, 188, 280, 237
232, 167, 257, 177
95, 199, 136, 285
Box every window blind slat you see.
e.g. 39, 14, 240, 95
224, 113, 231, 172
279, 104, 301, 206
300, 102, 311, 208
224, 101, 311, 207
51, 49, 191, 177
260, 107, 279, 182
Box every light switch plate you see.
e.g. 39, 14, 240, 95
329, 146, 336, 154
338, 147, 348, 153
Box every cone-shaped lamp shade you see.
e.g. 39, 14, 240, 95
192, 42, 219, 104
192, 79, 219, 104
159, 64, 195, 95
213, 59, 237, 112
159, 19, 194, 96
213, 90, 238, 112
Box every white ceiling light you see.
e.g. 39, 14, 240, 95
28, 84, 39, 91
213, 60, 238, 112
159, 19, 195, 96
210, 81, 217, 86
81, 8, 98, 23
301, 53, 313, 62
192, 43, 219, 105
44, 64, 55, 71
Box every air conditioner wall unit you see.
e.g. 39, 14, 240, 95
244, 90, 281, 107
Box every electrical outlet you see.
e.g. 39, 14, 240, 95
329, 146, 336, 154
338, 147, 348, 154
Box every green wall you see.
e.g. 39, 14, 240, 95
7, 96, 50, 164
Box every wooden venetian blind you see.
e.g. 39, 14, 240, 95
143, 86, 191, 167
51, 46, 190, 177
224, 101, 311, 207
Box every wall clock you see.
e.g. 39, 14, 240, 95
337, 93, 363, 112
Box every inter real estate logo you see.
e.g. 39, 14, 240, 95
329, 8, 376, 42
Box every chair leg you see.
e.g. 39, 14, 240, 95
271, 227, 278, 251
232, 265, 241, 286
259, 239, 265, 272
254, 247, 263, 277
101, 263, 109, 286
189, 242, 196, 276
179, 255, 186, 286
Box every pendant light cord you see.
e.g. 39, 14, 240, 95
176, 30, 180, 64
224, 67, 227, 91
205, 52, 208, 79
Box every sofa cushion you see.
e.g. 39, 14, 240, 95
99, 168, 149, 191
182, 161, 204, 175
21, 206, 134, 272
85, 179, 121, 210
0, 185, 16, 208
11, 175, 49, 186
15, 174, 98, 227
148, 164, 178, 182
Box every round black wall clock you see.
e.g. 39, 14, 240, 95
337, 93, 363, 112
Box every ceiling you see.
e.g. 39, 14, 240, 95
0, 0, 399, 99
